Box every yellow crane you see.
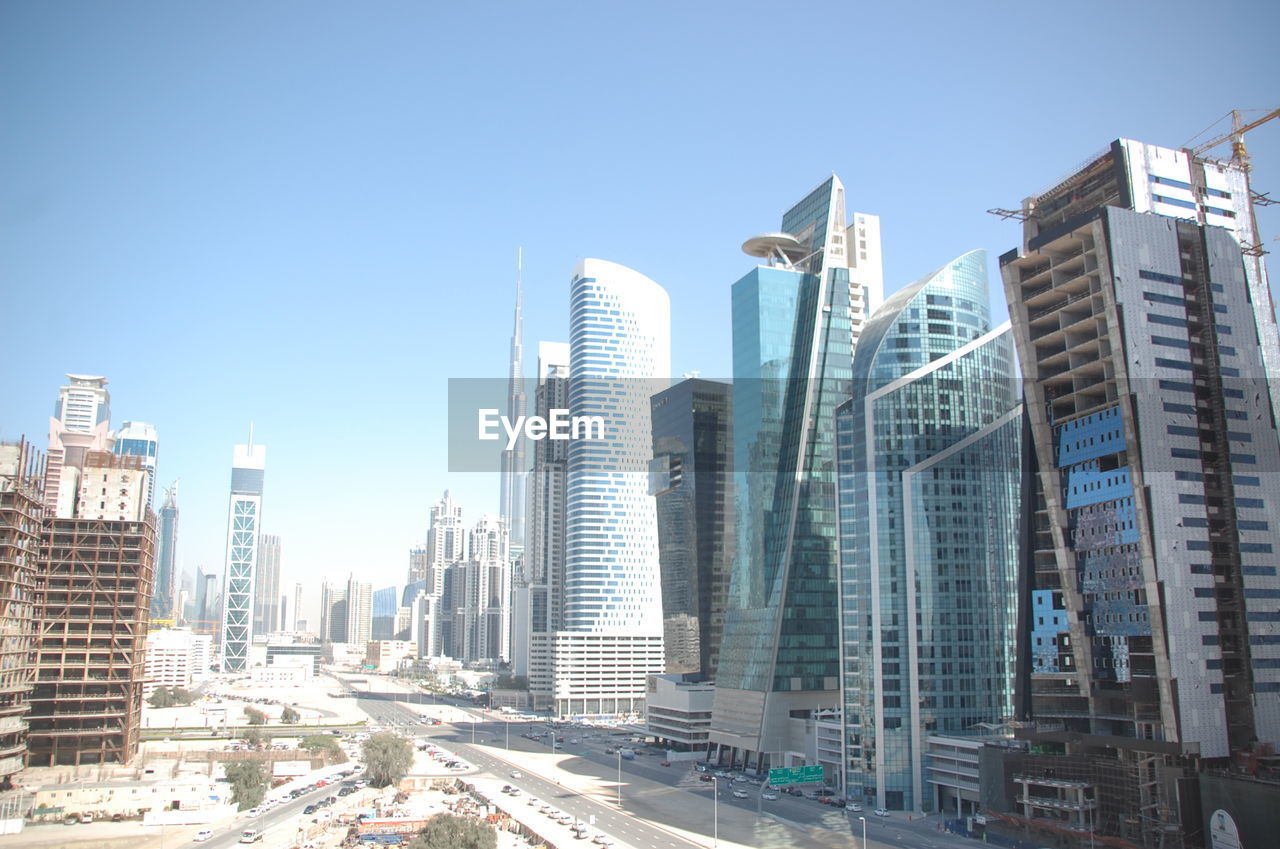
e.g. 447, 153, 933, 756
1189, 107, 1280, 171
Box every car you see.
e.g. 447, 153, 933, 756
732, 788, 750, 798
659, 761, 671, 767
510, 770, 523, 778
502, 785, 513, 793
79, 813, 94, 824
785, 787, 805, 796
592, 836, 613, 847
63, 815, 78, 825
557, 814, 574, 825
239, 830, 263, 844
699, 774, 714, 782
874, 808, 891, 817
847, 803, 863, 812
509, 787, 521, 796
303, 805, 319, 815
527, 797, 540, 806
761, 790, 779, 801
194, 829, 215, 842
246, 808, 262, 817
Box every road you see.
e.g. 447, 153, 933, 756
345, 675, 983, 849
193, 778, 349, 849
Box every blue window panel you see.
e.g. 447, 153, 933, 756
1055, 406, 1124, 467
1153, 194, 1198, 210
1150, 175, 1192, 190
1147, 314, 1188, 328
1155, 358, 1193, 371
1139, 269, 1183, 286
1062, 462, 1133, 509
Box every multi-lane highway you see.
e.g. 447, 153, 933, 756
343, 675, 979, 849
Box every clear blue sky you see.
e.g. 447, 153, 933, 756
3, 1, 1278, 622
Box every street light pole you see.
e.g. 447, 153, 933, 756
616, 749, 622, 808
859, 815, 866, 849
713, 776, 720, 849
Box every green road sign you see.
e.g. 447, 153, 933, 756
768, 764, 824, 786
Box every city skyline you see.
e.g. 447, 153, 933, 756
2, 3, 1278, 592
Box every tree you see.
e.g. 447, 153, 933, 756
362, 732, 413, 788
300, 735, 341, 757
407, 813, 496, 849
148, 687, 176, 708
225, 762, 266, 811
244, 707, 266, 725
280, 705, 300, 724
170, 687, 195, 705
245, 727, 267, 748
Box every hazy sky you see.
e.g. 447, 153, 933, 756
3, 1, 1278, 620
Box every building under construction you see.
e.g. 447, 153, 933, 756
0, 442, 42, 787
27, 452, 156, 766
998, 134, 1280, 849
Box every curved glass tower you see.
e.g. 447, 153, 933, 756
836, 250, 1022, 812
554, 258, 670, 717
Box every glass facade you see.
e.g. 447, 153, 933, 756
836, 250, 1021, 811
649, 378, 733, 679
714, 177, 852, 760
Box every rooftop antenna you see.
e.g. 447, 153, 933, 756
248, 422, 254, 451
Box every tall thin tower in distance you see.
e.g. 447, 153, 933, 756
219, 429, 266, 672
499, 248, 527, 548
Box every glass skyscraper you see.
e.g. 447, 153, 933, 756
649, 377, 733, 679
835, 250, 1022, 812
710, 176, 881, 775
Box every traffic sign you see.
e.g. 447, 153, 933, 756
768, 764, 824, 786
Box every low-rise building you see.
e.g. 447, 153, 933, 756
364, 640, 416, 674
144, 628, 196, 697
645, 674, 714, 754
249, 659, 312, 686
28, 776, 231, 820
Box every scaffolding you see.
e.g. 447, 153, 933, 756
0, 440, 43, 785
27, 512, 155, 766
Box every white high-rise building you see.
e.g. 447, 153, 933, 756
219, 436, 266, 672
553, 258, 669, 717
344, 576, 372, 646
45, 374, 114, 516
425, 491, 467, 592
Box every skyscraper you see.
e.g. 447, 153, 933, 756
344, 575, 372, 646
44, 374, 113, 516
319, 580, 348, 644
836, 250, 1022, 812
151, 482, 180, 620
425, 491, 467, 584
500, 249, 528, 549
219, 436, 266, 672
517, 341, 570, 710
112, 420, 158, 506
0, 441, 42, 785
998, 139, 1280, 847
372, 585, 398, 641
253, 534, 281, 635
551, 259, 669, 717
710, 176, 882, 774
649, 377, 733, 679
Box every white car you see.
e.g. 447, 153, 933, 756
848, 802, 863, 812
193, 830, 214, 842
732, 788, 750, 798
510, 770, 523, 778
874, 807, 890, 817
246, 807, 262, 817
761, 790, 779, 801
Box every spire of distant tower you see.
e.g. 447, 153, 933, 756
500, 248, 527, 548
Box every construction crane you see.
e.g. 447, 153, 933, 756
1189, 107, 1280, 170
